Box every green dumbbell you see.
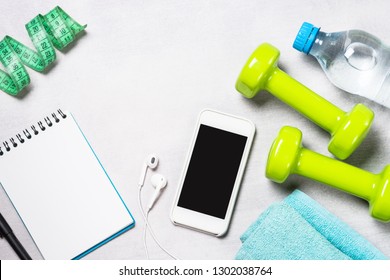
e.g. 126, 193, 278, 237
236, 42, 374, 160
266, 126, 390, 222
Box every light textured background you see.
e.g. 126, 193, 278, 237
0, 0, 389, 260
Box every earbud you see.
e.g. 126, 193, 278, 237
138, 154, 159, 187
137, 155, 176, 259
147, 174, 167, 210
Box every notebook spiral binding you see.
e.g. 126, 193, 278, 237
0, 109, 67, 156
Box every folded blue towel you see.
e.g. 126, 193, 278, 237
235, 190, 388, 260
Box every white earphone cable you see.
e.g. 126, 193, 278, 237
143, 210, 150, 259
138, 185, 179, 260
138, 187, 150, 259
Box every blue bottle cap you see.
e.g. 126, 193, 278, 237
293, 22, 320, 54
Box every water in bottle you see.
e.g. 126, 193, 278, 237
293, 22, 390, 108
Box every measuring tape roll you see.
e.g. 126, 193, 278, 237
0, 6, 86, 96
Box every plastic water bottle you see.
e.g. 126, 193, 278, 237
293, 22, 390, 108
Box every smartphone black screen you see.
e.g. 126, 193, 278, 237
178, 124, 248, 219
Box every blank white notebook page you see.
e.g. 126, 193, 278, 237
0, 111, 134, 259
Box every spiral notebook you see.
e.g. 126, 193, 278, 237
0, 110, 134, 259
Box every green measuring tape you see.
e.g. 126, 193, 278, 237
0, 6, 86, 96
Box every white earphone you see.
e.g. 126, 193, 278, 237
138, 154, 158, 187
147, 174, 167, 210
136, 154, 178, 259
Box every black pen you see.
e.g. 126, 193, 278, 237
0, 212, 32, 260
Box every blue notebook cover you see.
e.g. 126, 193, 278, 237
0, 110, 135, 259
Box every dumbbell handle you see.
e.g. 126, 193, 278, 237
267, 69, 344, 132
295, 148, 376, 201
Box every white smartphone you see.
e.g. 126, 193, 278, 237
171, 109, 255, 236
